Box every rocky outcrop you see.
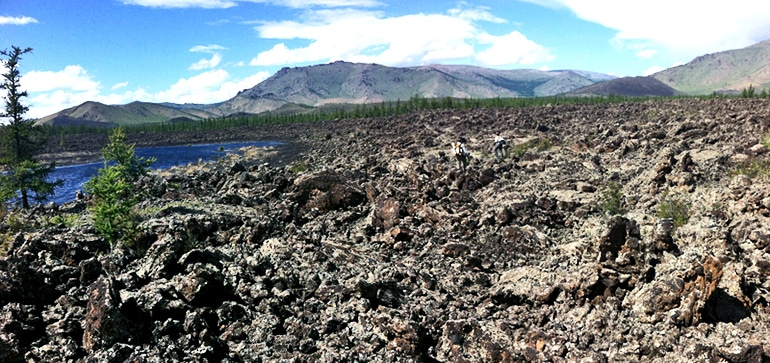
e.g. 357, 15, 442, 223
3, 98, 770, 361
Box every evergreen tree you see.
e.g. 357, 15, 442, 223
85, 127, 154, 245
0, 46, 62, 208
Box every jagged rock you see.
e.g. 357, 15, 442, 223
3, 98, 770, 361
291, 169, 366, 213
83, 277, 133, 352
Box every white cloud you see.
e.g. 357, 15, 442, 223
123, 0, 380, 8
154, 69, 231, 103
189, 53, 223, 70
22, 66, 100, 93
121, 0, 237, 8
636, 49, 657, 59
190, 44, 226, 53
475, 31, 554, 66
218, 71, 271, 96
0, 16, 39, 25
250, 6, 551, 68
20, 64, 268, 118
189, 45, 225, 70
643, 65, 664, 76
520, 0, 770, 60
264, 0, 382, 7
448, 5, 506, 23
112, 81, 130, 90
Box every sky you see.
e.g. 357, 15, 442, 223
2, 0, 770, 119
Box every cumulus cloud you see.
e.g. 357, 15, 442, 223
642, 65, 664, 76
20, 64, 269, 118
250, 6, 551, 68
189, 45, 226, 70
263, 0, 382, 7
0, 16, 39, 25
636, 49, 657, 59
520, 0, 770, 60
475, 31, 554, 66
190, 53, 224, 70
121, 0, 237, 8
123, 0, 380, 8
22, 66, 100, 93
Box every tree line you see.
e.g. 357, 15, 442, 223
44, 93, 689, 138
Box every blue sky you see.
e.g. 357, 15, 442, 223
2, 0, 770, 118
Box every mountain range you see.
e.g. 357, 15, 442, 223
35, 39, 770, 127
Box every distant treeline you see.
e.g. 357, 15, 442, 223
39, 92, 764, 138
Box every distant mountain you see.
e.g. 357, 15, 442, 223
534, 71, 597, 96
36, 101, 219, 127
652, 39, 770, 95
567, 76, 682, 97
207, 61, 614, 116
39, 62, 616, 126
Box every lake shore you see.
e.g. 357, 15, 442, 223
36, 125, 310, 167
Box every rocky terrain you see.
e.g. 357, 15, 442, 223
2, 97, 770, 362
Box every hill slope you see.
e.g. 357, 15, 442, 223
36, 101, 220, 127
568, 76, 682, 97
652, 39, 770, 95
37, 62, 614, 126
209, 61, 613, 115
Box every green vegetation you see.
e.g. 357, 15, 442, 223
730, 133, 770, 179
599, 182, 627, 215
85, 127, 154, 248
290, 161, 309, 174
44, 213, 81, 228
740, 84, 770, 98
41, 94, 685, 140
656, 192, 691, 228
733, 157, 770, 179
0, 46, 63, 208
510, 137, 554, 158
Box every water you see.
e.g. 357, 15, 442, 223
48, 140, 281, 205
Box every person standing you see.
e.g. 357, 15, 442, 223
492, 134, 507, 160
452, 141, 469, 172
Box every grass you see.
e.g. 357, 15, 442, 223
732, 133, 770, 179
511, 137, 554, 158
45, 213, 81, 228
733, 158, 770, 179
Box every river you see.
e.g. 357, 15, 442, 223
47, 140, 281, 205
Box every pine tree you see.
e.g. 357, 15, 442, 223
85, 127, 154, 245
0, 46, 62, 208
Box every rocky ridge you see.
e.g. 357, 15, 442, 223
2, 98, 770, 362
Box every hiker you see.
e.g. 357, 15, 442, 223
451, 141, 469, 171
492, 134, 507, 160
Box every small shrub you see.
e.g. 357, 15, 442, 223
5, 211, 29, 233
657, 192, 691, 228
761, 134, 770, 150
709, 201, 729, 221
535, 138, 553, 151
46, 213, 80, 228
290, 161, 309, 174
600, 182, 626, 215
0, 233, 13, 257
732, 157, 770, 179
510, 143, 529, 158
511, 138, 554, 158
